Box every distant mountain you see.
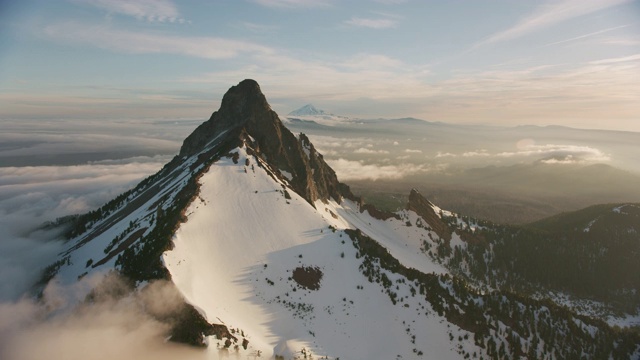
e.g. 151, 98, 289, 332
38, 80, 640, 359
285, 104, 354, 127
288, 104, 327, 116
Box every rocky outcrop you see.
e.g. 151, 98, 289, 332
178, 79, 352, 205
407, 189, 451, 241
359, 203, 401, 221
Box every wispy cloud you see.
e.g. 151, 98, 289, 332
253, 0, 332, 8
462, 150, 490, 157
44, 22, 273, 59
475, 0, 632, 47
354, 147, 389, 154
599, 37, 640, 46
543, 24, 630, 47
240, 21, 278, 33
435, 152, 456, 158
30, 19, 640, 131
589, 53, 640, 65
341, 54, 404, 69
345, 16, 397, 29
182, 51, 431, 103
73, 0, 184, 22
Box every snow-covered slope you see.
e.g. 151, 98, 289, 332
164, 145, 467, 359
42, 80, 640, 360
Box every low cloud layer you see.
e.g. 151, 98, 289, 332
0, 274, 205, 360
497, 143, 611, 163
0, 158, 166, 301
327, 158, 428, 181
434, 143, 610, 165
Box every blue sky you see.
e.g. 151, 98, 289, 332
1, 0, 639, 131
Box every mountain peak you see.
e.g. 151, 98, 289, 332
178, 79, 272, 158
288, 104, 326, 116
219, 79, 269, 117
177, 80, 353, 205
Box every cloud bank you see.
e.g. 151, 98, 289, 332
327, 158, 428, 181
0, 158, 165, 301
0, 274, 204, 360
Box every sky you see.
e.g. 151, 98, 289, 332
0, 0, 639, 130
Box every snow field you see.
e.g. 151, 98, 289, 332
164, 146, 481, 359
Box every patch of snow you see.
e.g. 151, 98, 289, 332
301, 143, 311, 160
584, 218, 597, 232
280, 170, 292, 181
450, 233, 466, 250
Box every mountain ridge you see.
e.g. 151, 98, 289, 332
37, 80, 640, 359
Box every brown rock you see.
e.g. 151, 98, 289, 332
407, 189, 452, 241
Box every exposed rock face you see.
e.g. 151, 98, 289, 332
407, 189, 452, 241
178, 79, 352, 205
359, 203, 401, 221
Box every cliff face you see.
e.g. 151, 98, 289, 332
407, 189, 452, 241
178, 79, 352, 205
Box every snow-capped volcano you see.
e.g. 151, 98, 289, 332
288, 104, 327, 116
285, 104, 353, 127
39, 80, 640, 360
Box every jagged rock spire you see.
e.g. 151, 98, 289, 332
178, 79, 353, 205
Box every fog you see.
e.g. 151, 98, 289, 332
0, 118, 208, 360
0, 118, 193, 166
0, 158, 168, 301
0, 273, 205, 360
0, 118, 193, 299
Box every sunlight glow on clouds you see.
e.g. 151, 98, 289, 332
354, 147, 389, 154
0, 274, 204, 360
2, 0, 640, 131
497, 144, 611, 163
327, 158, 427, 181
432, 143, 611, 164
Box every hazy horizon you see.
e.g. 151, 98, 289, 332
1, 0, 639, 131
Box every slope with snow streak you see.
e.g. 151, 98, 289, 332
164, 145, 475, 359
52, 131, 230, 287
